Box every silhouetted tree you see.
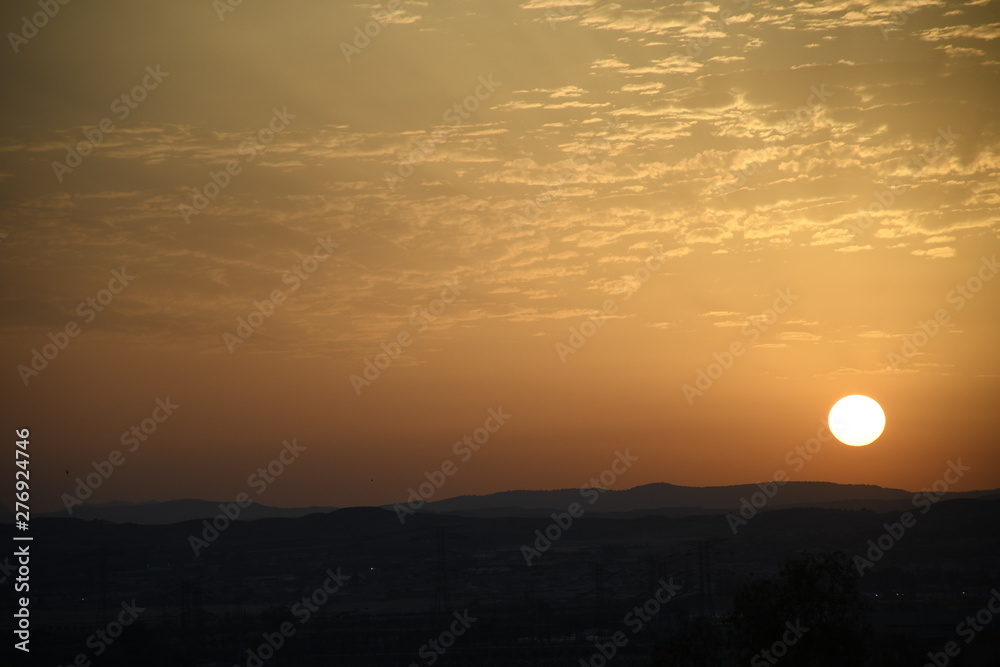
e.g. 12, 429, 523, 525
730, 552, 870, 666
650, 616, 724, 666
729, 576, 786, 662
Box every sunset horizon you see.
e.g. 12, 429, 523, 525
4, 0, 999, 663
44, 458, 998, 515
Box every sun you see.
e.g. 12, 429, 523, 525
828, 395, 885, 446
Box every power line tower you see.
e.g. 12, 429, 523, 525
159, 576, 210, 658
580, 561, 611, 629
673, 538, 731, 619
692, 539, 734, 618
416, 527, 467, 615
593, 562, 607, 611
697, 540, 714, 618
647, 553, 670, 592
179, 578, 205, 658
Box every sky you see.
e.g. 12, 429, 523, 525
2, 0, 998, 514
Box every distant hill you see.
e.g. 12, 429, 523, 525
384, 481, 1000, 518
31, 499, 337, 525
16, 483, 1000, 525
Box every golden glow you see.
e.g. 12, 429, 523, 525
829, 395, 886, 447
2, 2, 999, 512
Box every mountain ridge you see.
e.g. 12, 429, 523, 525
19, 481, 1000, 525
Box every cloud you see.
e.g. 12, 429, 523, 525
778, 331, 821, 342
912, 247, 956, 258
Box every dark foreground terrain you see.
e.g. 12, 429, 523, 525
7, 494, 1000, 666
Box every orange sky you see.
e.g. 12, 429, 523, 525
2, 0, 998, 513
